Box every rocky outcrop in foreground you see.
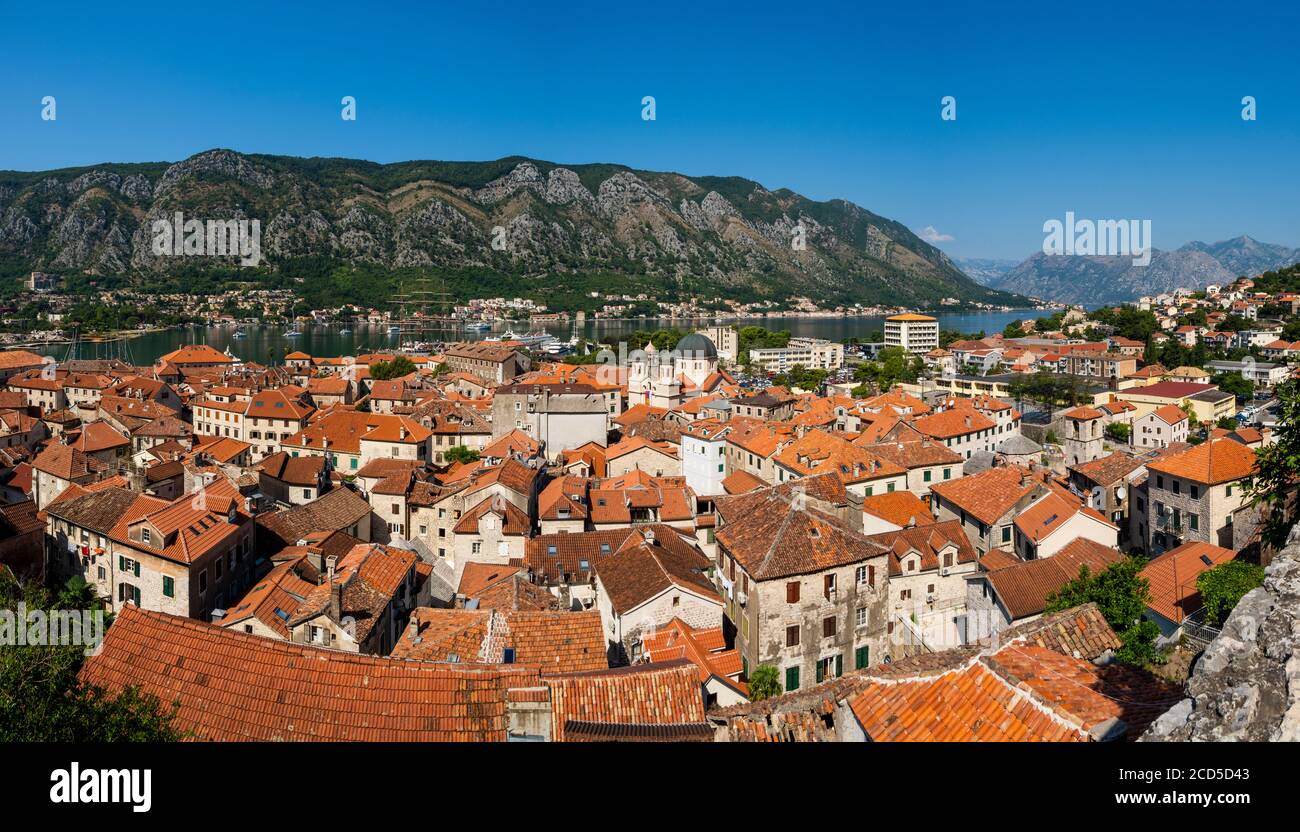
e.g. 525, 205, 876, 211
1142, 526, 1300, 742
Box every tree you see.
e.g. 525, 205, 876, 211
747, 664, 781, 701
1089, 306, 1159, 342
0, 571, 182, 741
1105, 422, 1130, 443
773, 364, 828, 392
855, 346, 921, 392
1046, 558, 1162, 666
735, 326, 790, 366
1003, 320, 1024, 338
1216, 416, 1239, 430
1211, 371, 1254, 403
1246, 380, 1300, 549
444, 445, 480, 465
370, 356, 416, 380
1008, 371, 1086, 418
1196, 561, 1265, 626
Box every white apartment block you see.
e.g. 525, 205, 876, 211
748, 338, 845, 373
883, 314, 939, 355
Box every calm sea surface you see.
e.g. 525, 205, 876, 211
31, 309, 1048, 365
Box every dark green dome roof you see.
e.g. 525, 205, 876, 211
676, 333, 717, 359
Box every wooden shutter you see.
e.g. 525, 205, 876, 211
786, 581, 799, 603
133, 560, 140, 577
824, 575, 833, 600
835, 654, 843, 677
868, 565, 876, 587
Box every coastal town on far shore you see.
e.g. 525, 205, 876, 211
2, 269, 1031, 350
1, 265, 1296, 744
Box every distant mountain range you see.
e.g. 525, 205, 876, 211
976, 236, 1300, 305
952, 257, 1020, 285
0, 149, 1026, 309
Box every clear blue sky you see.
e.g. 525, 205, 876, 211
3, 0, 1298, 259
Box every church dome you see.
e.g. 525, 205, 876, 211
675, 333, 718, 359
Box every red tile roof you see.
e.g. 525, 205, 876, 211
81, 605, 537, 741
1140, 541, 1237, 624
715, 485, 888, 581
929, 466, 1037, 526
392, 608, 607, 673
1145, 436, 1258, 485
544, 660, 708, 742
847, 640, 1183, 741
592, 529, 719, 613
861, 491, 936, 529
642, 618, 747, 696
984, 537, 1124, 619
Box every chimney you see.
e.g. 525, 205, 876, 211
330, 577, 343, 623
399, 425, 407, 440
407, 614, 422, 644
642, 528, 656, 545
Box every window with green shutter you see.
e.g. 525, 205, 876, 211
163, 576, 174, 598
923, 470, 932, 482
133, 560, 140, 577
855, 646, 869, 669
785, 666, 799, 692
835, 654, 843, 677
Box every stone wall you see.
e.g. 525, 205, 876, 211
1142, 524, 1300, 742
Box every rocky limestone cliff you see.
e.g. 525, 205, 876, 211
1142, 525, 1300, 742
0, 149, 1023, 308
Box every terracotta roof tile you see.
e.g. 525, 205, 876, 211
592, 529, 718, 613
861, 491, 936, 530
1146, 436, 1257, 485
929, 466, 1037, 526
984, 538, 1125, 619
81, 606, 535, 741
545, 660, 708, 742
1140, 541, 1237, 623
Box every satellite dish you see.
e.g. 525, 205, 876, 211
1115, 485, 1126, 501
